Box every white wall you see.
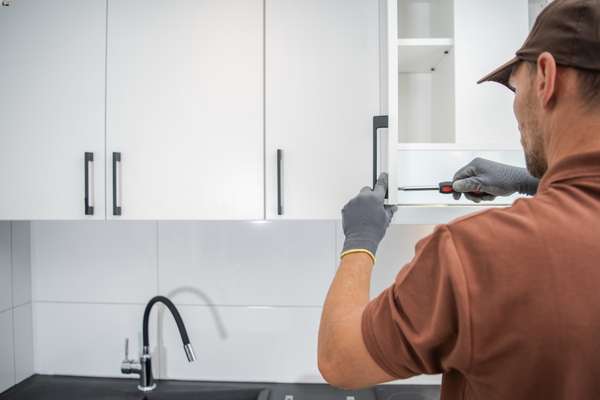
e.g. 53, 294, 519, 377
30, 221, 442, 385
0, 222, 34, 394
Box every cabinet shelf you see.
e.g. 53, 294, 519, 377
397, 38, 453, 72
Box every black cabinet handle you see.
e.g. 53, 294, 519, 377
84, 152, 94, 216
277, 149, 283, 215
112, 152, 122, 216
373, 115, 389, 197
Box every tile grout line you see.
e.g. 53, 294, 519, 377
12, 301, 32, 311
31, 300, 323, 309
0, 306, 13, 316
34, 300, 148, 306
155, 221, 161, 379
9, 222, 14, 309
28, 223, 34, 305
11, 307, 16, 385
29, 223, 37, 380
156, 222, 160, 296
10, 222, 17, 385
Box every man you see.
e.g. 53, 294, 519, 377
318, 0, 600, 398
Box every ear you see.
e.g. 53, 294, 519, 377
536, 52, 558, 108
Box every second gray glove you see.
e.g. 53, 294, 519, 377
341, 173, 397, 261
452, 158, 539, 203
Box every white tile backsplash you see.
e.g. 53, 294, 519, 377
0, 310, 15, 393
0, 223, 12, 313
370, 224, 437, 297
336, 222, 436, 298
158, 221, 336, 306
28, 220, 444, 385
31, 221, 157, 303
33, 302, 158, 378
13, 303, 33, 384
159, 305, 323, 383
0, 222, 33, 393
11, 222, 31, 308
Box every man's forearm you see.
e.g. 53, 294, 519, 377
318, 173, 397, 388
322, 252, 373, 317
318, 253, 374, 378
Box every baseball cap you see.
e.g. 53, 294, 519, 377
478, 0, 600, 90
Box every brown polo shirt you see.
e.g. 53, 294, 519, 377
362, 149, 600, 399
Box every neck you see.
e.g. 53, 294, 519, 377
544, 105, 600, 168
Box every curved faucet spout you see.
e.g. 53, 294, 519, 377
143, 295, 196, 362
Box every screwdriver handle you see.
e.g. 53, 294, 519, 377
438, 181, 488, 198
438, 181, 455, 194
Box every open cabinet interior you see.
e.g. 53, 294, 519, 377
396, 0, 455, 144
384, 0, 534, 209
397, 0, 453, 38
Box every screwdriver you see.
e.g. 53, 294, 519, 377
398, 181, 488, 198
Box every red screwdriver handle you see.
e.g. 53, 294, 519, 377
438, 181, 487, 198
438, 181, 455, 194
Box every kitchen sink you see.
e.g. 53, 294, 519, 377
0, 376, 270, 400
0, 375, 441, 400
140, 389, 270, 400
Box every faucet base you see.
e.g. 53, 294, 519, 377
138, 383, 157, 392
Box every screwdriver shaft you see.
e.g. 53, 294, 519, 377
397, 186, 439, 191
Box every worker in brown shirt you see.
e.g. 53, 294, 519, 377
318, 1, 600, 399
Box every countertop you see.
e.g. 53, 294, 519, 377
0, 375, 440, 400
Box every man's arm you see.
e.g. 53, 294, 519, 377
318, 252, 395, 389
318, 173, 397, 389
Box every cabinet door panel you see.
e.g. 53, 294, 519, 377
0, 0, 106, 219
107, 0, 263, 220
265, 0, 380, 219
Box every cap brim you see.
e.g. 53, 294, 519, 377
477, 57, 519, 89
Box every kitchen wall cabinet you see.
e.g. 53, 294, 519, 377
0, 0, 107, 220
106, 0, 263, 220
0, 0, 544, 221
380, 0, 530, 207
265, 0, 380, 219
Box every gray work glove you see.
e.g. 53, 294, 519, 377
452, 158, 539, 203
341, 173, 397, 261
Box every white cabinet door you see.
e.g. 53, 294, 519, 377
384, 0, 530, 207
106, 0, 263, 220
265, 0, 380, 219
0, 0, 106, 220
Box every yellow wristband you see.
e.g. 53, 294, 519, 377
340, 249, 376, 264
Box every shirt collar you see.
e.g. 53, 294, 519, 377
538, 149, 600, 193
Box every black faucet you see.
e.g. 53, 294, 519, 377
121, 296, 196, 392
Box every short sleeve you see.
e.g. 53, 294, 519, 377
361, 225, 472, 379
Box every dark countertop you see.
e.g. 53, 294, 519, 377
0, 375, 440, 400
